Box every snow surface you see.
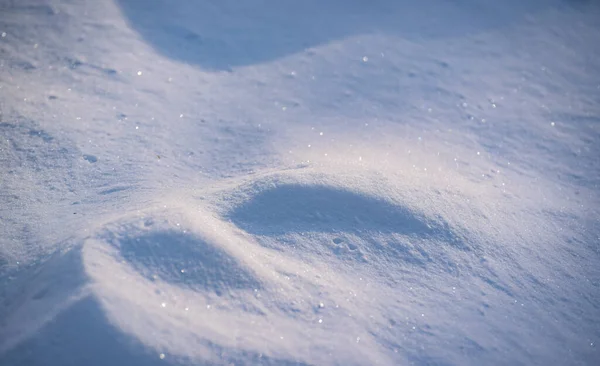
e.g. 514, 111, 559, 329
1, 0, 599, 365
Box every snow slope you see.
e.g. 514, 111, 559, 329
1, 0, 599, 365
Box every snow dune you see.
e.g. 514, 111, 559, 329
1, 0, 599, 365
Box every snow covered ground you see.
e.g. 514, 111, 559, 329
0, 0, 599, 365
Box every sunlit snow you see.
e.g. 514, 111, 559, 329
0, 0, 599, 365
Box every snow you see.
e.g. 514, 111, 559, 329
1, 0, 599, 365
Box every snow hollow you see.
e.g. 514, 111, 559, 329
0, 0, 599, 365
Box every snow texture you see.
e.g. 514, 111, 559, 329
0, 0, 599, 365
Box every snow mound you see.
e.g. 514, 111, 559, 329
1, 166, 597, 365
0, 210, 311, 365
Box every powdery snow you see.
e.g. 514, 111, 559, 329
1, 0, 599, 365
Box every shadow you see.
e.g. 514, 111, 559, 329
0, 295, 179, 366
0, 246, 90, 356
116, 230, 261, 294
227, 183, 469, 276
1, 294, 308, 366
116, 0, 551, 70
228, 184, 448, 238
